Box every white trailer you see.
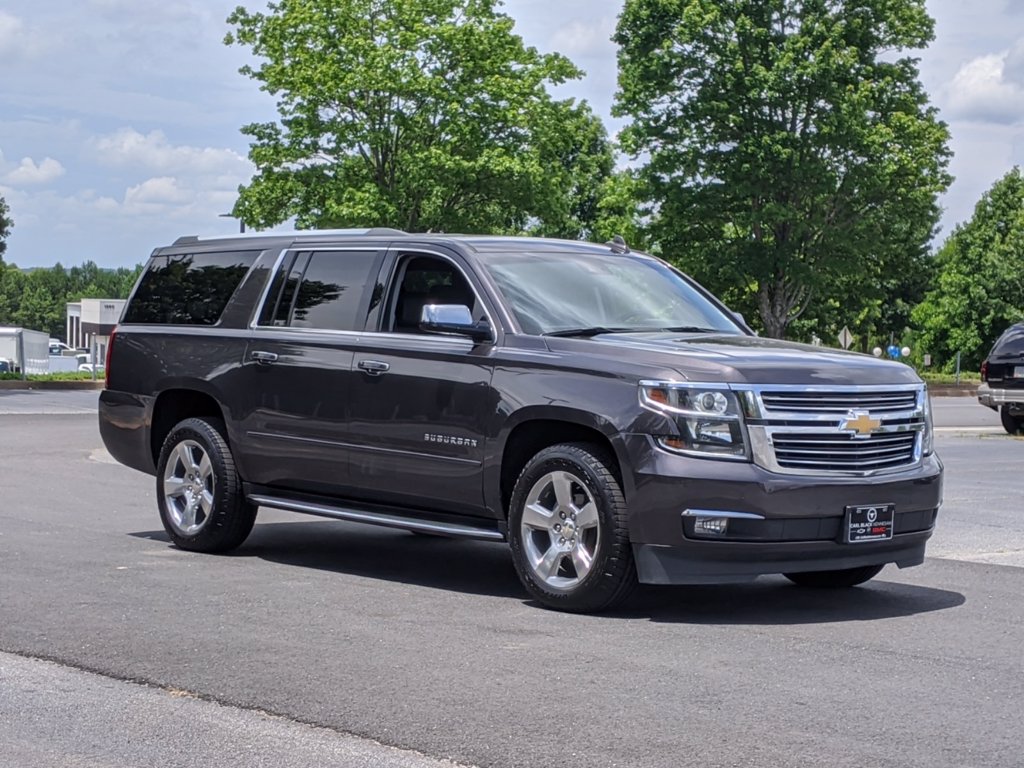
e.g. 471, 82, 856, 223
0, 327, 51, 375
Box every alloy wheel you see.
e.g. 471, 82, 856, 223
161, 439, 216, 536
520, 470, 601, 590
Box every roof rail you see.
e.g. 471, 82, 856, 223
170, 227, 408, 248
364, 227, 409, 236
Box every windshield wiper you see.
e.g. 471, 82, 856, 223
543, 326, 640, 338
543, 325, 725, 338
657, 326, 721, 334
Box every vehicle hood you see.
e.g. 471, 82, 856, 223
546, 332, 922, 386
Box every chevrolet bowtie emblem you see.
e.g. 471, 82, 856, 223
841, 410, 882, 438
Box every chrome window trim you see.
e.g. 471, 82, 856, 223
248, 246, 385, 331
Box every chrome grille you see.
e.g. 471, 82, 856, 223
760, 390, 918, 413
747, 385, 927, 475
771, 432, 918, 472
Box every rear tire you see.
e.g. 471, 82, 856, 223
508, 442, 637, 613
1000, 406, 1024, 436
783, 564, 884, 589
156, 417, 256, 553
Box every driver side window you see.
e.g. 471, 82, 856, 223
385, 254, 482, 334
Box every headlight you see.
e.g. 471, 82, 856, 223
639, 382, 750, 459
922, 387, 934, 456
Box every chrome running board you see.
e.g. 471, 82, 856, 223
248, 493, 505, 541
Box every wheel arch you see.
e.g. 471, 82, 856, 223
150, 386, 228, 466
491, 407, 630, 518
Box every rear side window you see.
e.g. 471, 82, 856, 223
124, 250, 259, 325
257, 250, 380, 331
992, 324, 1024, 357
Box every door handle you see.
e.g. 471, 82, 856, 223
250, 350, 279, 365
357, 359, 390, 376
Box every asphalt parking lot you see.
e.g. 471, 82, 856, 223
1, 392, 1021, 767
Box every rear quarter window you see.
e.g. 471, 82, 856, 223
123, 250, 260, 325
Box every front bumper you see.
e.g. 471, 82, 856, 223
977, 382, 1024, 410
620, 434, 943, 585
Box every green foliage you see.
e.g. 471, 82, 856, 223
0, 372, 102, 381
0, 261, 142, 340
590, 170, 651, 251
912, 168, 1024, 372
614, 0, 952, 338
0, 195, 11, 263
226, 0, 615, 237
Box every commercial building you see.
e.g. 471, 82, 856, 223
66, 298, 126, 359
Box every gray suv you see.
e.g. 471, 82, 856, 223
99, 230, 942, 612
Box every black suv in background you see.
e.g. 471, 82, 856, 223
978, 322, 1024, 435
100, 230, 942, 612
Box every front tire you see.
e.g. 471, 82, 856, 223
508, 443, 637, 613
1000, 406, 1024, 436
783, 564, 884, 588
156, 417, 256, 553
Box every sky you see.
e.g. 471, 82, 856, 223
1, 0, 1023, 269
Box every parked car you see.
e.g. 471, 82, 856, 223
49, 339, 73, 355
978, 321, 1024, 435
0, 357, 11, 374
99, 230, 942, 612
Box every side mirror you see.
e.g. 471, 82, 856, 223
732, 311, 757, 335
420, 304, 493, 343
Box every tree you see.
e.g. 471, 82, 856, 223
912, 168, 1024, 372
226, 0, 612, 236
0, 258, 143, 339
614, 0, 952, 338
0, 195, 12, 264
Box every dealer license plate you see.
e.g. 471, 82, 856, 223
845, 504, 895, 543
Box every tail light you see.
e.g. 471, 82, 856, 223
981, 360, 988, 382
105, 328, 116, 389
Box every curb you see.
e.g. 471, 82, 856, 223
927, 386, 979, 397
0, 380, 104, 391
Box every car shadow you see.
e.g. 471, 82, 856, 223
130, 520, 966, 625
609, 579, 965, 625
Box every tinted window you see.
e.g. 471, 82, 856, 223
259, 250, 379, 331
258, 252, 310, 327
992, 324, 1024, 357
124, 251, 259, 325
478, 251, 741, 336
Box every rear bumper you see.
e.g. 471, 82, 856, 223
977, 383, 1024, 410
620, 434, 942, 584
98, 389, 156, 475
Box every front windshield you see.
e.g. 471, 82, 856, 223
479, 250, 743, 336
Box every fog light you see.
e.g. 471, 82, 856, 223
693, 516, 729, 537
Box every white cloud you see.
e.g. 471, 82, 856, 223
946, 50, 1024, 125
123, 176, 193, 210
2, 155, 66, 186
0, 10, 45, 61
0, 11, 25, 57
91, 128, 250, 176
550, 17, 616, 59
